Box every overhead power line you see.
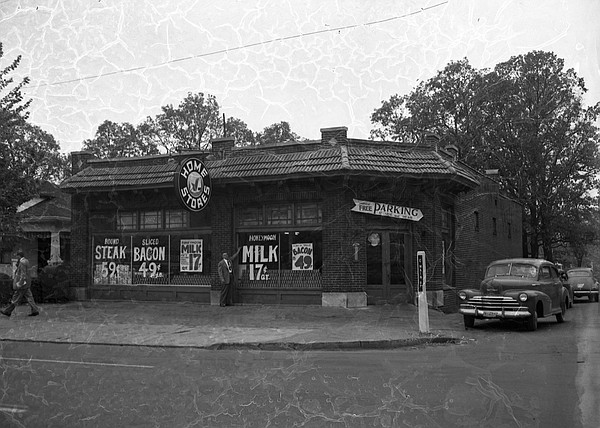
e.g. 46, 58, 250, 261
25, 1, 448, 89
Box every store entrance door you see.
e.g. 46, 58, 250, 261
365, 231, 410, 304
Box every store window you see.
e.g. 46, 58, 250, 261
91, 233, 212, 286
266, 204, 293, 225
166, 210, 190, 229
238, 206, 263, 226
237, 230, 322, 287
140, 211, 163, 230
118, 212, 137, 231
296, 203, 322, 225
238, 202, 322, 227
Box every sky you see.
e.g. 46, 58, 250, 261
1, 0, 599, 154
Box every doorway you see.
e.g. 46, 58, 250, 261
365, 231, 411, 304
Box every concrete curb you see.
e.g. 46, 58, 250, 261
0, 335, 462, 351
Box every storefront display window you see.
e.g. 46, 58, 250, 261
266, 204, 292, 225
166, 210, 190, 229
238, 206, 263, 226
237, 230, 322, 288
91, 233, 211, 286
118, 212, 137, 231
140, 211, 163, 230
295, 203, 322, 225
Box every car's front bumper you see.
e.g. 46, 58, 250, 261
573, 290, 599, 297
459, 305, 531, 319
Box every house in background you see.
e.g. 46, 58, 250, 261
0, 181, 71, 279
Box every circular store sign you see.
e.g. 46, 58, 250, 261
175, 157, 212, 212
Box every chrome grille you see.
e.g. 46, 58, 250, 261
466, 296, 520, 311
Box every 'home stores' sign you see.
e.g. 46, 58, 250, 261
175, 157, 212, 212
351, 199, 423, 222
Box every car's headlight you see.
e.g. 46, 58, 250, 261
518, 293, 528, 302
458, 291, 467, 300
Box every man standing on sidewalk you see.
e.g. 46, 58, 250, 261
218, 252, 236, 307
1, 250, 39, 317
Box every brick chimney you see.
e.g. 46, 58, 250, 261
320, 126, 348, 146
211, 137, 235, 159
71, 151, 95, 175
423, 132, 440, 147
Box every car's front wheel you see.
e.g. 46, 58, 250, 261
526, 310, 538, 331
463, 315, 475, 329
556, 299, 566, 323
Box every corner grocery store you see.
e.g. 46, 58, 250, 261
61, 126, 521, 308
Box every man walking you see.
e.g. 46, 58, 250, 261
218, 252, 235, 307
1, 250, 39, 317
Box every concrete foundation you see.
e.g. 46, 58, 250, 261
322, 292, 367, 308
210, 290, 221, 306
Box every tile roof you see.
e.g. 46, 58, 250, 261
18, 182, 71, 223
61, 145, 480, 192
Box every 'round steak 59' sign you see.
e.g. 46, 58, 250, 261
175, 157, 212, 212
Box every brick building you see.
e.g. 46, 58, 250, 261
60, 126, 522, 310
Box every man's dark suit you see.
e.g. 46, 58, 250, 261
218, 257, 234, 306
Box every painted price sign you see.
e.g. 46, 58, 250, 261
132, 236, 167, 279
180, 239, 203, 273
292, 243, 313, 270
93, 236, 132, 285
240, 234, 279, 281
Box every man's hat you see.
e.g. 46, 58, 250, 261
16, 250, 25, 257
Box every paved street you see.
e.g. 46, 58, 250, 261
0, 300, 597, 427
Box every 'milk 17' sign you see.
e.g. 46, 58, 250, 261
351, 199, 423, 222
175, 157, 212, 212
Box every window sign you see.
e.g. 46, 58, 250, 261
93, 236, 132, 285
180, 239, 203, 273
132, 236, 167, 279
240, 234, 279, 280
292, 243, 313, 270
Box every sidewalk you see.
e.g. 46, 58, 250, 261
0, 301, 472, 350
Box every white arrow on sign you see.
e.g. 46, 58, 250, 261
351, 199, 423, 222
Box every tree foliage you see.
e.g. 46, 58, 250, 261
83, 93, 304, 156
256, 121, 301, 146
1, 42, 70, 238
371, 51, 600, 260
225, 117, 256, 146
82, 120, 160, 158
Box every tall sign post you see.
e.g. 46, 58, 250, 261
417, 251, 430, 333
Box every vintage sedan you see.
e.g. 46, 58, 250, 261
567, 268, 599, 302
458, 258, 568, 331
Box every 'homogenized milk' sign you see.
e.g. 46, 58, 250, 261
351, 199, 423, 222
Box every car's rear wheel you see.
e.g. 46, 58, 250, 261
526, 310, 537, 331
463, 315, 475, 329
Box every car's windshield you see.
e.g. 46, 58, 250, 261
486, 263, 538, 278
568, 271, 592, 277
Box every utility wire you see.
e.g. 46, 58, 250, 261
25, 1, 448, 90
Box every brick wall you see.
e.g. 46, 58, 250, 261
210, 192, 234, 289
455, 178, 523, 291
321, 184, 365, 292
69, 194, 90, 296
